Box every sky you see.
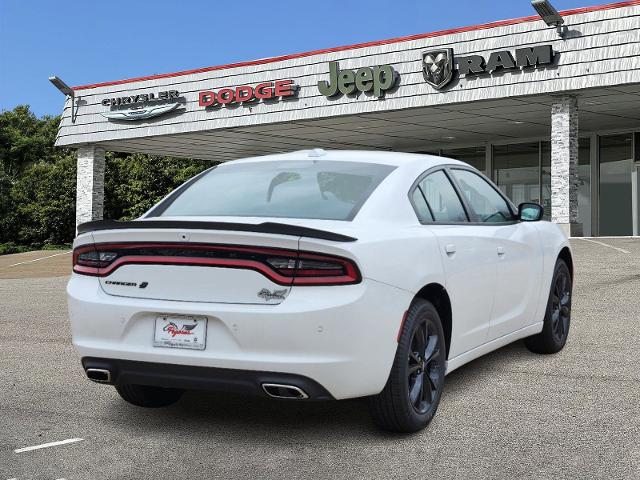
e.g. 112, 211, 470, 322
1, 0, 595, 117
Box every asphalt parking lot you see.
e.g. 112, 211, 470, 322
1, 238, 639, 480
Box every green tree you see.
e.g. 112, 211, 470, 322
0, 170, 13, 243
0, 105, 62, 177
10, 154, 77, 245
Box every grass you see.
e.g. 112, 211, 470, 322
0, 242, 72, 256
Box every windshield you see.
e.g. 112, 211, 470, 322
155, 160, 396, 221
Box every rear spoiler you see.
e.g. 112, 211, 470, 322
76, 220, 357, 243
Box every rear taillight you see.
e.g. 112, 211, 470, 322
266, 253, 360, 285
73, 245, 120, 275
72, 243, 361, 286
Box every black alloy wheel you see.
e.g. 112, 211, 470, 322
525, 259, 572, 354
551, 266, 572, 343
369, 299, 446, 433
407, 318, 443, 414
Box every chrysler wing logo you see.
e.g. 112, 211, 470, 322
422, 48, 454, 90
101, 102, 181, 121
257, 288, 288, 301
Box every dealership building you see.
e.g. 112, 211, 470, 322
54, 0, 640, 237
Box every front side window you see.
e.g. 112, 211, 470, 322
413, 170, 468, 223
156, 160, 396, 221
451, 169, 514, 223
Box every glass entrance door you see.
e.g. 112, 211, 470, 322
598, 134, 634, 236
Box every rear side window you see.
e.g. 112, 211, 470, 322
451, 169, 514, 223
413, 170, 468, 223
157, 160, 395, 221
411, 188, 434, 222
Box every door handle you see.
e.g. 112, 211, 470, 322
445, 244, 456, 255
497, 246, 506, 256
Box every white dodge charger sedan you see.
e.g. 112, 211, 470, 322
68, 149, 573, 432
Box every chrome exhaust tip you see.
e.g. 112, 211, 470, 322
262, 383, 309, 400
86, 368, 112, 383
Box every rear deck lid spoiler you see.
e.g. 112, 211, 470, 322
76, 220, 357, 243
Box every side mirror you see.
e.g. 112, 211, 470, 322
518, 202, 544, 222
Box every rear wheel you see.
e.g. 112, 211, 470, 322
115, 384, 184, 408
525, 259, 572, 354
368, 299, 446, 433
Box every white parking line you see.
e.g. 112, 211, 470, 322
578, 238, 631, 254
14, 438, 83, 453
7, 250, 71, 268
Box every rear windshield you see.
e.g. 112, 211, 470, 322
156, 160, 396, 221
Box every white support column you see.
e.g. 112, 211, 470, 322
551, 95, 582, 237
76, 145, 105, 228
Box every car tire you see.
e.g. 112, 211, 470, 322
368, 299, 446, 433
525, 259, 572, 355
115, 384, 184, 408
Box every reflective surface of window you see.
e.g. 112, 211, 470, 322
415, 171, 468, 223
599, 134, 633, 236
451, 169, 513, 223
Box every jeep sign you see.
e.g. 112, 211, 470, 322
318, 61, 398, 98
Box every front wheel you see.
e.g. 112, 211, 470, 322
115, 384, 184, 408
368, 299, 446, 433
525, 259, 572, 354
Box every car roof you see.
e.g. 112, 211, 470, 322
221, 149, 468, 169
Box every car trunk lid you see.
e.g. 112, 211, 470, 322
75, 219, 358, 305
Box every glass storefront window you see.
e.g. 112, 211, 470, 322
577, 139, 591, 236
493, 143, 540, 206
441, 146, 486, 172
541, 142, 551, 220
599, 134, 633, 236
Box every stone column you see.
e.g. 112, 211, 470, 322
76, 145, 106, 228
551, 95, 582, 237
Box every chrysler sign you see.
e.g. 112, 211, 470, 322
101, 90, 184, 121
422, 44, 555, 90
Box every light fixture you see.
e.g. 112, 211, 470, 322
49, 76, 74, 97
49, 76, 77, 123
531, 0, 567, 37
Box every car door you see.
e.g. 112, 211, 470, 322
448, 167, 544, 342
410, 169, 498, 358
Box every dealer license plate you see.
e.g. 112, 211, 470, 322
153, 315, 207, 350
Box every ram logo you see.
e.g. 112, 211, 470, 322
422, 48, 454, 90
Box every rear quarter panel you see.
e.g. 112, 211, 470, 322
299, 225, 445, 296
531, 222, 572, 324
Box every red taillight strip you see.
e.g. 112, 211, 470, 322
75, 255, 295, 285
74, 242, 299, 258
72, 242, 361, 286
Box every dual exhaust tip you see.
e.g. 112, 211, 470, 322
261, 383, 309, 400
85, 369, 309, 400
85, 368, 111, 383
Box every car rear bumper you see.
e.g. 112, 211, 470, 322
68, 274, 412, 400
82, 357, 335, 400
